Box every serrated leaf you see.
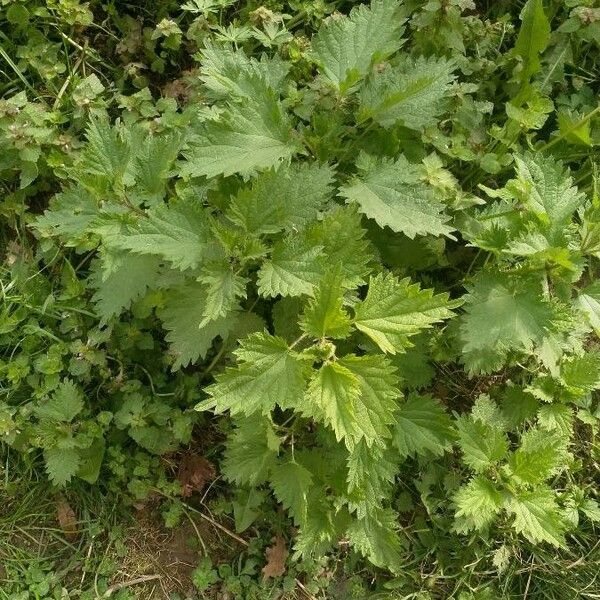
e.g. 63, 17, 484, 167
456, 416, 508, 473
36, 381, 84, 423
227, 162, 334, 235
454, 476, 503, 532
199, 41, 290, 99
222, 415, 280, 486
507, 428, 566, 485
353, 272, 458, 354
358, 56, 455, 129
270, 460, 313, 526
347, 441, 397, 518
575, 282, 600, 333
311, 0, 405, 92
300, 267, 352, 340
111, 203, 214, 271
197, 261, 248, 326
560, 352, 600, 394
514, 153, 584, 241
181, 79, 299, 179
257, 235, 323, 298
514, 0, 550, 81
198, 332, 309, 415
233, 488, 266, 533
339, 154, 453, 239
45, 447, 81, 487
460, 273, 557, 374
159, 280, 236, 370
506, 487, 566, 547
392, 393, 454, 458
89, 251, 162, 323
346, 508, 403, 573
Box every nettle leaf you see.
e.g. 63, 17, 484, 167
227, 162, 334, 235
159, 279, 236, 370
347, 441, 397, 517
300, 268, 352, 340
460, 273, 557, 374
574, 282, 600, 333
89, 251, 162, 323
353, 272, 459, 354
507, 428, 566, 485
36, 381, 84, 423
270, 460, 313, 526
198, 41, 290, 99
181, 78, 299, 178
44, 447, 81, 487
339, 153, 454, 239
197, 261, 248, 326
506, 487, 566, 547
514, 153, 584, 241
305, 355, 400, 450
222, 415, 280, 486
310, 0, 405, 92
559, 352, 600, 394
257, 235, 323, 298
346, 507, 403, 574
111, 203, 215, 271
198, 332, 309, 415
358, 55, 456, 129
393, 393, 454, 458
456, 416, 508, 473
454, 476, 503, 532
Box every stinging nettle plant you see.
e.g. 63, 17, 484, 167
28, 0, 600, 573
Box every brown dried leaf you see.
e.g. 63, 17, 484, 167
177, 453, 216, 498
262, 534, 288, 580
57, 499, 78, 541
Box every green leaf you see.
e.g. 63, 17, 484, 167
346, 508, 403, 573
44, 447, 81, 487
339, 153, 453, 239
111, 203, 215, 271
222, 415, 280, 486
199, 41, 290, 99
560, 352, 600, 394
181, 80, 299, 178
300, 268, 352, 340
507, 428, 567, 486
358, 56, 456, 129
575, 282, 600, 333
159, 280, 236, 370
353, 272, 459, 354
460, 274, 557, 374
227, 162, 334, 235
506, 487, 566, 547
270, 460, 313, 526
347, 441, 397, 517
36, 381, 84, 423
197, 261, 248, 326
392, 393, 454, 458
89, 251, 162, 323
456, 416, 508, 473
514, 153, 584, 240
257, 234, 323, 298
233, 488, 266, 533
454, 476, 503, 532
514, 0, 550, 81
198, 332, 309, 415
311, 0, 405, 92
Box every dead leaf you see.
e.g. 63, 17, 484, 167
57, 499, 78, 541
177, 453, 216, 498
262, 534, 288, 579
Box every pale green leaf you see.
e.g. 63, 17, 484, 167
311, 0, 405, 92
339, 153, 453, 239
354, 272, 458, 354
514, 0, 550, 81
45, 447, 81, 487
392, 393, 454, 458
36, 381, 84, 423
198, 332, 309, 415
456, 416, 508, 472
454, 476, 503, 532
358, 56, 455, 129
270, 460, 313, 526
